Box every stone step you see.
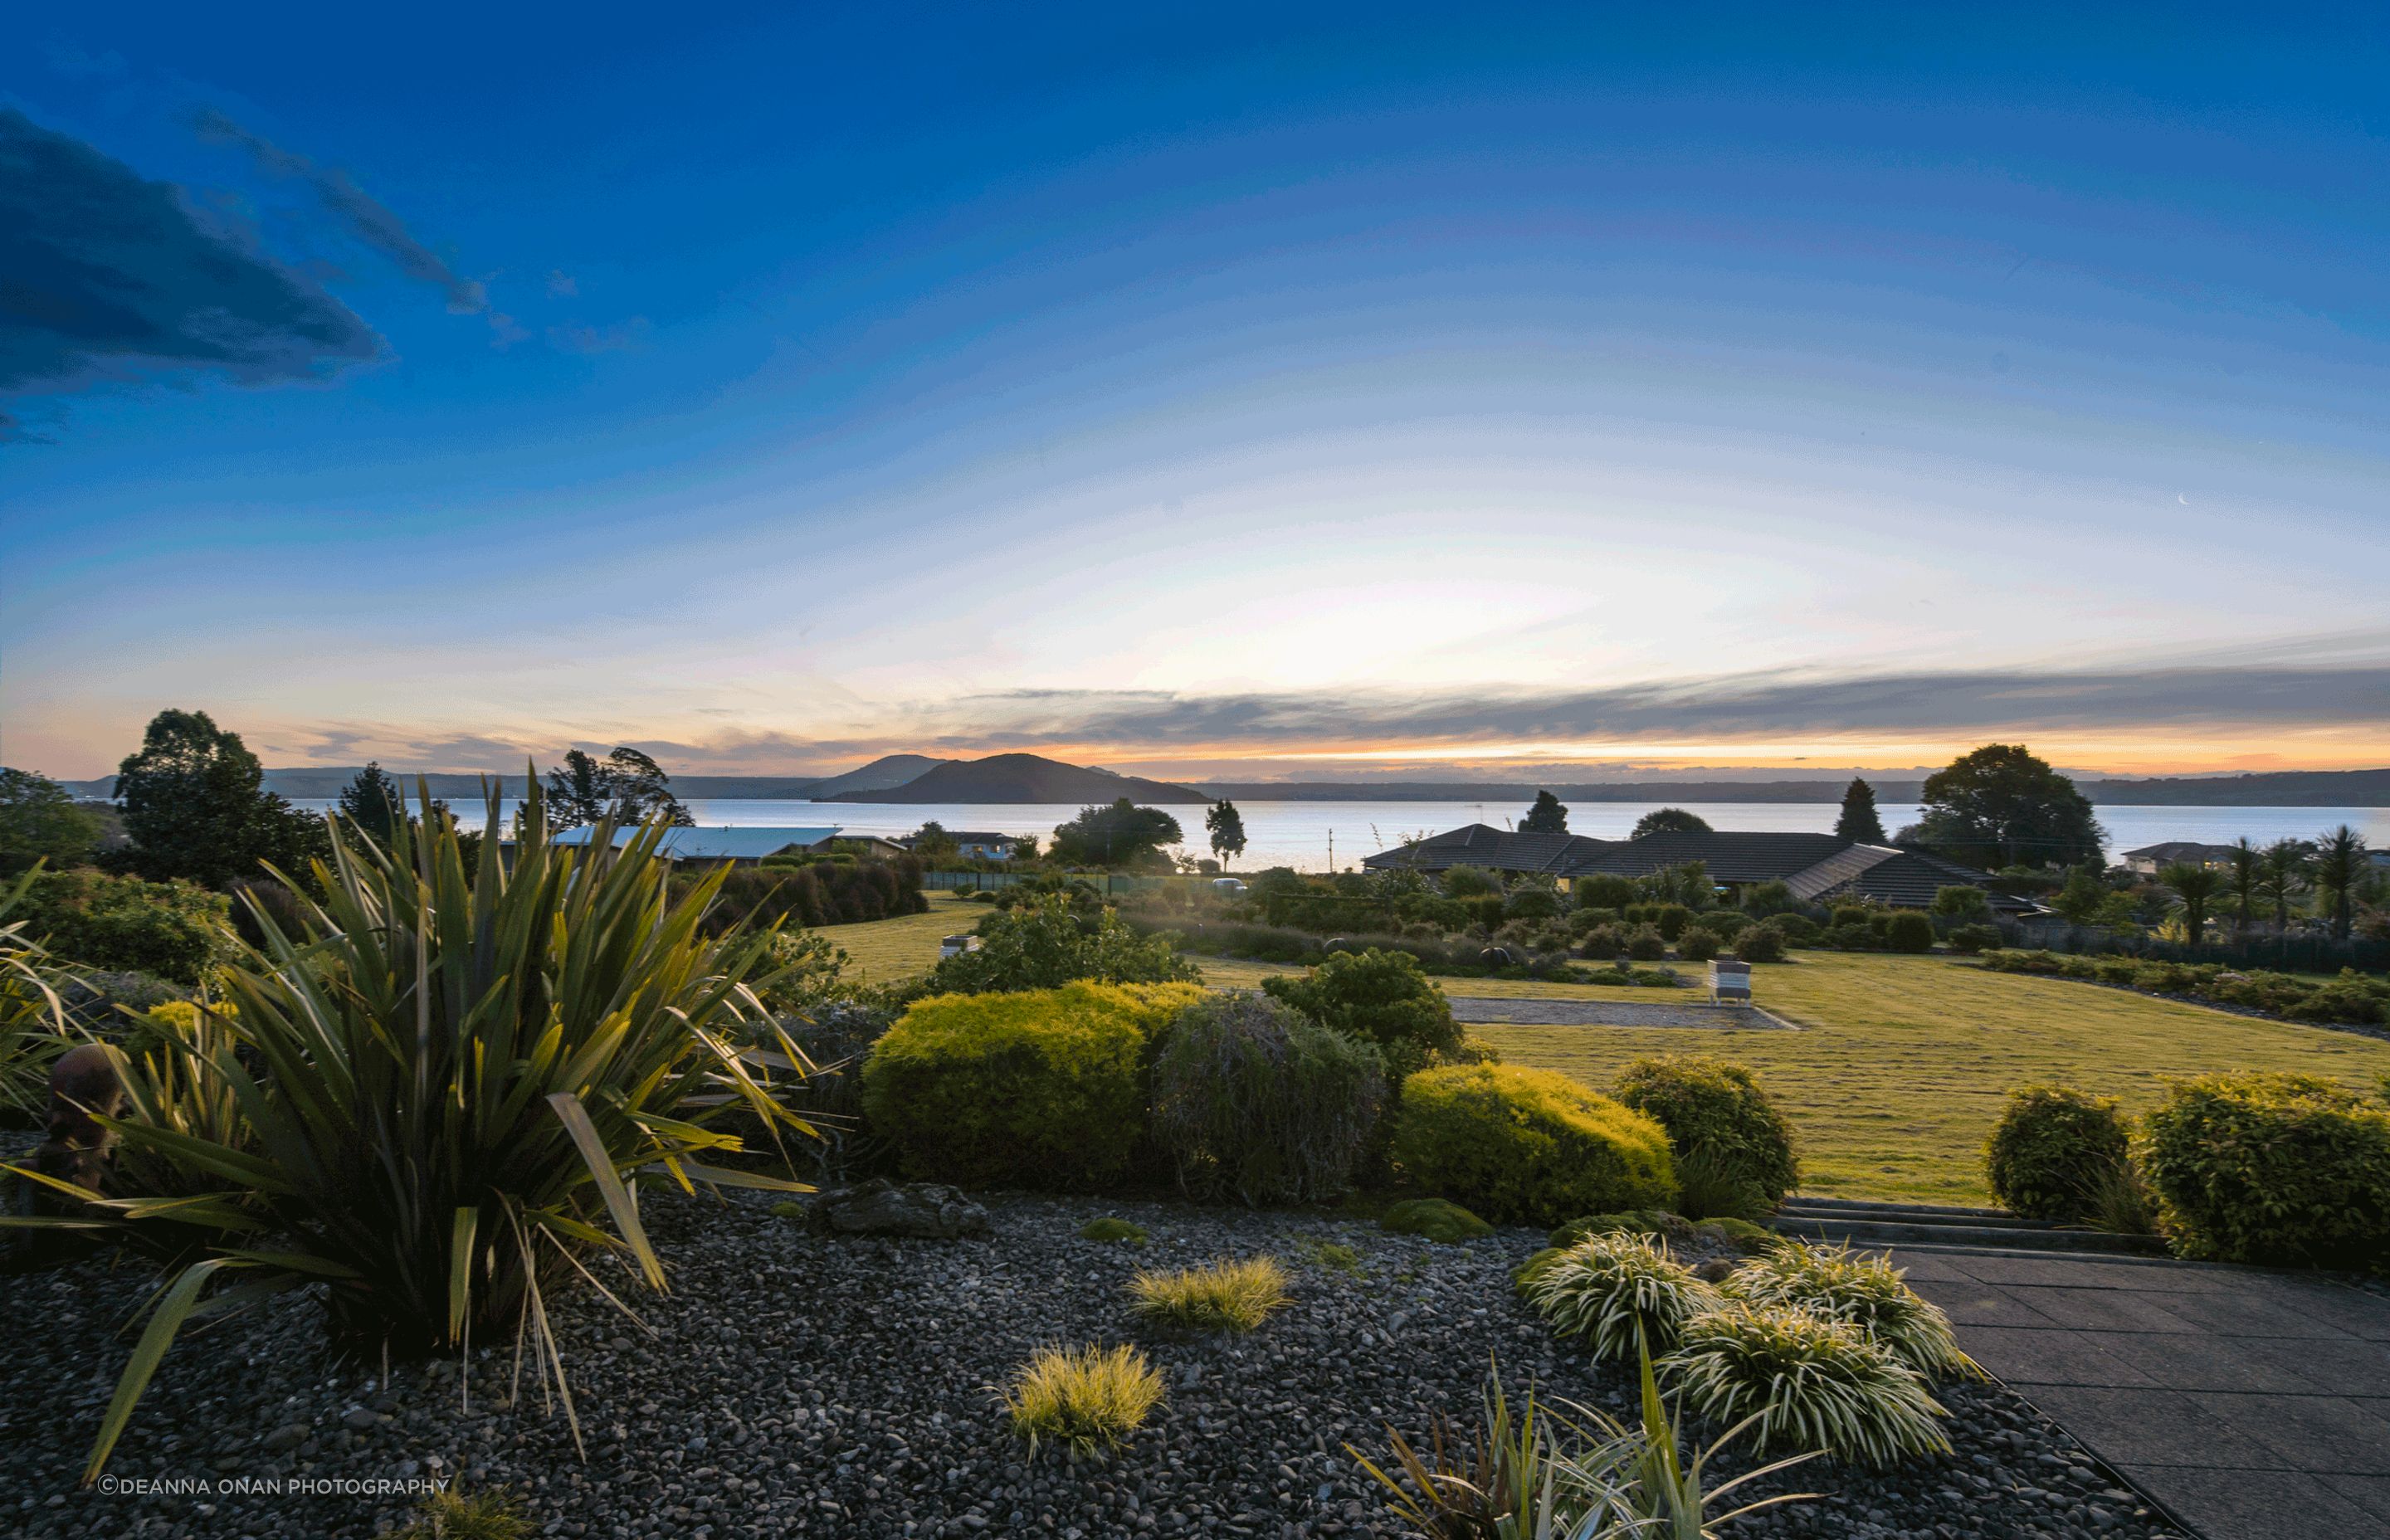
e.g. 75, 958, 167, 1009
1783, 1195, 2021, 1222
1771, 1212, 2170, 1257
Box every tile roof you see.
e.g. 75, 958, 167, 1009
1562, 830, 1853, 883
1362, 825, 1621, 875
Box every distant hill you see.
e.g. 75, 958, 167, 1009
803, 753, 947, 798
2075, 769, 2390, 806
823, 753, 1212, 804
1197, 768, 2390, 806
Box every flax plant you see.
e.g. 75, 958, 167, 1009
6, 784, 817, 1479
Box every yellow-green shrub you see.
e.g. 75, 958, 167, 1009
1983, 1084, 2130, 1221
861, 982, 1204, 1189
1389, 1063, 1676, 1225
2139, 1072, 2390, 1270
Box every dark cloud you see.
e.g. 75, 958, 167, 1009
192, 109, 524, 343
940, 664, 2390, 748
0, 109, 381, 438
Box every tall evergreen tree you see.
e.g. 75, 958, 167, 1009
2313, 825, 2367, 940
1204, 800, 1249, 868
1520, 789, 1569, 833
115, 709, 329, 886
337, 762, 408, 850
1833, 777, 1888, 844
2223, 837, 2261, 933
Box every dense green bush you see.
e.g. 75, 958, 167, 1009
1262, 947, 1461, 1078
1578, 923, 1626, 958
18, 869, 227, 984
1390, 1063, 1676, 1225
2138, 1072, 2390, 1269
1378, 1196, 1493, 1243
1695, 910, 1750, 941
1612, 1055, 1798, 1210
1651, 904, 1692, 942
861, 981, 1206, 1188
1571, 875, 1638, 909
1624, 924, 1668, 962
1505, 886, 1561, 921
1674, 927, 1719, 962
1730, 923, 1785, 964
929, 894, 1200, 994
1943, 923, 2001, 955
1149, 992, 1385, 1204
1882, 911, 1936, 953
687, 855, 927, 933
1769, 913, 1820, 944
1978, 951, 2389, 1025
1829, 904, 1873, 929
1983, 1084, 2130, 1221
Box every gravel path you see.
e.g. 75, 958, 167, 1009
1445, 997, 1797, 1030
1, 1194, 2189, 1540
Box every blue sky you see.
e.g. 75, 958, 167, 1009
4, 4, 2387, 778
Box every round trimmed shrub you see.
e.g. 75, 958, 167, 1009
1261, 948, 1461, 1079
1517, 1231, 1726, 1359
1770, 913, 1821, 945
1651, 904, 1692, 942
1577, 923, 1627, 959
1612, 1054, 1798, 1209
1726, 1241, 1972, 1378
861, 981, 1204, 1189
1674, 927, 1719, 962
1623, 924, 1668, 962
2139, 1072, 2390, 1269
1944, 923, 2001, 955
1730, 923, 1785, 964
1883, 911, 1936, 953
1149, 992, 1386, 1205
1983, 1084, 2130, 1221
1661, 1302, 1949, 1466
1389, 1063, 1677, 1225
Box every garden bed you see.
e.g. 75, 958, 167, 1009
2, 1193, 2188, 1540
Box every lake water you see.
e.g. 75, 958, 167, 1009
290, 797, 2390, 873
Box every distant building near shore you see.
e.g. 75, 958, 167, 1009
2120, 841, 2243, 875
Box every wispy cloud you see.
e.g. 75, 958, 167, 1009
192, 109, 524, 344
0, 109, 381, 441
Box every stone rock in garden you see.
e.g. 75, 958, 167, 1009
809, 1177, 990, 1240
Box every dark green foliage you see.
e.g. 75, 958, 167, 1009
1907, 743, 2104, 870
1505, 885, 1560, 920
1048, 798, 1185, 869
1882, 911, 1936, 953
1631, 808, 1712, 838
1578, 922, 1627, 958
1612, 1054, 1798, 1209
1441, 866, 1502, 899
2139, 1073, 2390, 1269
2312, 825, 2367, 940
1520, 790, 1568, 834
1930, 885, 1992, 923
1624, 925, 1667, 962
335, 762, 443, 850
1739, 880, 1797, 917
1833, 778, 1888, 844
861, 981, 1204, 1188
114, 709, 330, 887
1149, 992, 1386, 1204
1943, 923, 2001, 954
1769, 914, 1820, 944
1204, 800, 1248, 868
929, 894, 1198, 993
1978, 951, 2390, 1024
1731, 924, 1785, 963
1377, 1196, 1493, 1243
18, 869, 226, 983
1649, 904, 1690, 942
0, 768, 105, 875
1573, 874, 1638, 909
544, 746, 692, 831
1392, 1063, 1677, 1225
1080, 1217, 1149, 1245
1262, 947, 1461, 1078
1983, 1084, 2131, 1221
690, 856, 928, 933
1674, 927, 1718, 962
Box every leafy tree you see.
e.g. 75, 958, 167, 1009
2312, 825, 2368, 941
1833, 777, 1888, 843
0, 768, 105, 874
924, 893, 1199, 992
2224, 838, 2261, 933
115, 709, 331, 887
1520, 790, 1568, 834
2258, 838, 2310, 931
1931, 885, 1992, 923
544, 746, 695, 831
1909, 744, 2103, 869
2158, 861, 2223, 946
1204, 800, 1249, 868
2051, 865, 2114, 926
1261, 947, 1461, 1079
908, 821, 961, 862
1047, 798, 1184, 868
1630, 807, 1712, 839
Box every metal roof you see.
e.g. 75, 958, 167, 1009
550, 826, 841, 860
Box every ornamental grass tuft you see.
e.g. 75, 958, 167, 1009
1661, 1302, 1949, 1466
1516, 1231, 1726, 1360
1128, 1255, 1290, 1333
389, 1487, 535, 1540
1724, 1241, 1975, 1379
1006, 1343, 1165, 1458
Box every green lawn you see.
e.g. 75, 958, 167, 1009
822, 913, 2390, 1206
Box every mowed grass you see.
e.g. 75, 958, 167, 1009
810, 891, 984, 984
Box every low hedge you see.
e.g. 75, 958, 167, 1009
1983, 1084, 2131, 1221
1612, 1054, 1798, 1208
861, 982, 1205, 1189
2139, 1072, 2390, 1269
1980, 951, 2389, 1026
1390, 1063, 1677, 1225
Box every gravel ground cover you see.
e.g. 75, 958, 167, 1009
2, 1193, 2192, 1540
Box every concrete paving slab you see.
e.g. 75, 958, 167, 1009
2117, 1465, 2382, 1540
2206, 1391, 2390, 1476
1956, 1325, 2158, 1387
1999, 1284, 2209, 1334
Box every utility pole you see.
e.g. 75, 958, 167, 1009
1327, 828, 1334, 875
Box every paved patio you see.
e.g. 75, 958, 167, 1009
1891, 1248, 2390, 1540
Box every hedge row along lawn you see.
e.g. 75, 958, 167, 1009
808, 907, 2390, 1206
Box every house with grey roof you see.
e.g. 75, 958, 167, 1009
2121, 841, 2243, 875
